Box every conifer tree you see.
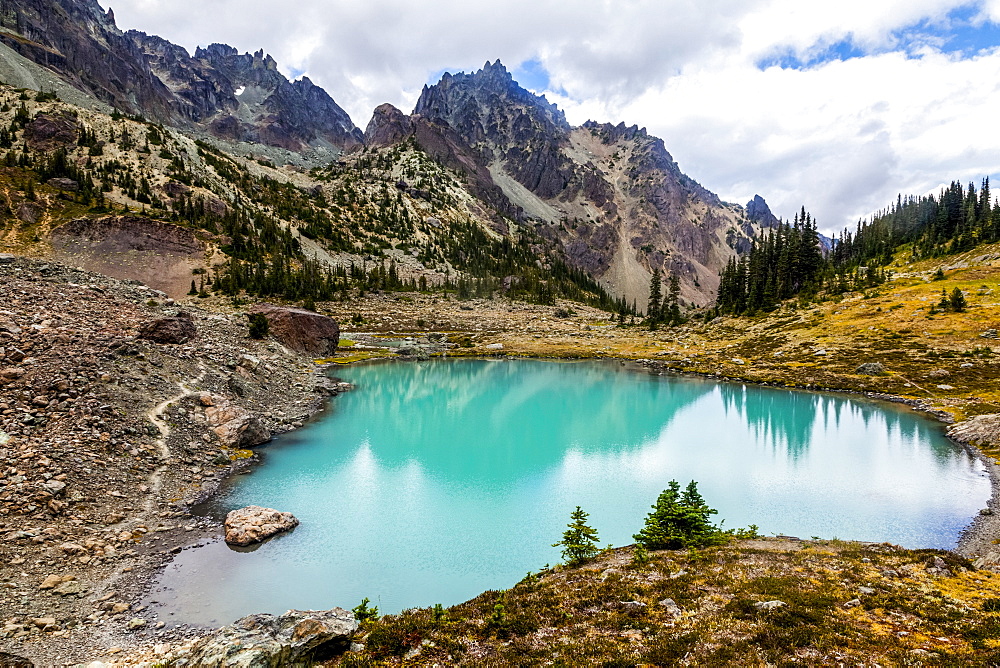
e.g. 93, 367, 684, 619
553, 506, 601, 566
664, 273, 681, 325
647, 267, 662, 327
633, 480, 726, 550
939, 288, 950, 312
950, 287, 966, 312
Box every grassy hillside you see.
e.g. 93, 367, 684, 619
340, 538, 1000, 666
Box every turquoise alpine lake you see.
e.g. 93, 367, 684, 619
144, 358, 990, 627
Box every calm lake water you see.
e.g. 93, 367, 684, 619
144, 359, 990, 627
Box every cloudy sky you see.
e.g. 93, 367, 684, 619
108, 0, 1000, 235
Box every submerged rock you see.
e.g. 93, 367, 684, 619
168, 608, 356, 667
225, 506, 299, 546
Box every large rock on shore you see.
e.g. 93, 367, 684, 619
203, 394, 271, 448
249, 304, 339, 356
137, 316, 197, 344
225, 505, 299, 546
168, 608, 356, 667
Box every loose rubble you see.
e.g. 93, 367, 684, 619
165, 608, 356, 667
0, 256, 348, 666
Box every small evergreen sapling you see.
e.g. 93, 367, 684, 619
553, 506, 600, 566
353, 597, 379, 623
939, 288, 951, 311
247, 313, 269, 339
950, 287, 967, 312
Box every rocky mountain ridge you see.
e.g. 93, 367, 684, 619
368, 60, 765, 306
128, 34, 363, 153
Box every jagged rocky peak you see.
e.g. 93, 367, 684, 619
371, 61, 758, 305
746, 194, 780, 228
413, 59, 576, 199
0, 0, 364, 156
582, 119, 721, 210
128, 31, 239, 124
194, 45, 281, 81
365, 103, 414, 146
415, 59, 570, 142
582, 119, 648, 143
128, 34, 364, 152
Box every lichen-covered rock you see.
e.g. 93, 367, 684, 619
137, 316, 197, 344
168, 608, 356, 667
249, 304, 339, 356
225, 505, 299, 546
948, 414, 1000, 448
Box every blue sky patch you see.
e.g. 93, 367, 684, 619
424, 67, 453, 87
512, 58, 552, 93
757, 4, 1000, 71
923, 4, 1000, 55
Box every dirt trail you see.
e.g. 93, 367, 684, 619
140, 367, 207, 519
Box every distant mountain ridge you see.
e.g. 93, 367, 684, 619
0, 0, 363, 153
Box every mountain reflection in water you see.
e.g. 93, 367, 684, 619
143, 359, 988, 627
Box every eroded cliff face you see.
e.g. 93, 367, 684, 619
0, 0, 174, 118
371, 60, 761, 307
0, 0, 364, 153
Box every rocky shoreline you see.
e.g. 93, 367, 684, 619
0, 255, 349, 666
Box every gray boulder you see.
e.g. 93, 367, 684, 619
249, 304, 339, 356
204, 395, 271, 448
855, 362, 887, 376
754, 600, 786, 611
168, 608, 356, 667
